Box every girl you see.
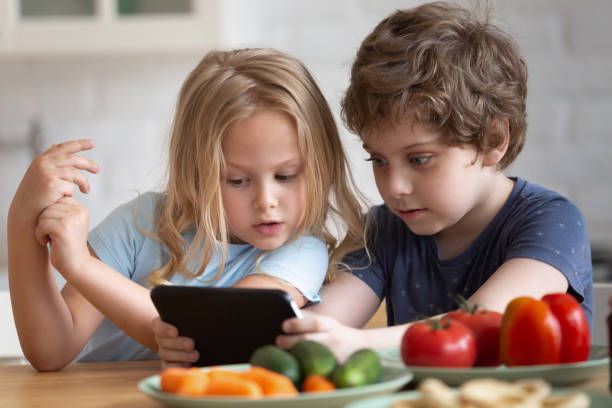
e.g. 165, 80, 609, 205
7, 48, 366, 371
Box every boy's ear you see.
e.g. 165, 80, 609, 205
482, 117, 510, 167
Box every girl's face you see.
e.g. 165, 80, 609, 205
221, 109, 307, 250
363, 116, 498, 241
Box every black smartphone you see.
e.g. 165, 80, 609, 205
150, 285, 302, 366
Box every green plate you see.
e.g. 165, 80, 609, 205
344, 389, 612, 408
377, 344, 609, 386
138, 363, 412, 408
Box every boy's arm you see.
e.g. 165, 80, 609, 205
276, 271, 402, 361
466, 257, 569, 313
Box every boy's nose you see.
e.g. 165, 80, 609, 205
384, 167, 413, 198
254, 182, 279, 210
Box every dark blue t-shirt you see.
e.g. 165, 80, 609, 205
345, 178, 594, 331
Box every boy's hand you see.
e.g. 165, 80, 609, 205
35, 196, 92, 276
276, 310, 366, 362
11, 139, 99, 223
152, 316, 199, 369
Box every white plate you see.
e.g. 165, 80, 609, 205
377, 344, 609, 386
138, 363, 413, 408
344, 389, 612, 408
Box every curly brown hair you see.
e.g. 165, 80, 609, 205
341, 1, 528, 169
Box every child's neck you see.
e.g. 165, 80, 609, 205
436, 174, 514, 260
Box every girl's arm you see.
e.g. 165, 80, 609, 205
233, 274, 307, 307
7, 210, 105, 371
36, 198, 160, 354
8, 140, 101, 371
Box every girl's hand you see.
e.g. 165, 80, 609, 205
35, 196, 92, 276
152, 316, 199, 369
11, 139, 99, 222
276, 310, 367, 362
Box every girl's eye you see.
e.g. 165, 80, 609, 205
227, 178, 247, 186
276, 174, 296, 182
409, 155, 430, 165
365, 156, 388, 167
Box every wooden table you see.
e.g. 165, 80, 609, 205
0, 360, 609, 407
0, 360, 162, 407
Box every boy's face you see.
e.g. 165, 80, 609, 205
363, 117, 495, 238
221, 108, 306, 250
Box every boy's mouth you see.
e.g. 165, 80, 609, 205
397, 208, 425, 221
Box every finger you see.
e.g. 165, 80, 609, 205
158, 348, 199, 365
161, 360, 192, 370
155, 335, 195, 352
39, 198, 78, 218
34, 223, 50, 246
35, 218, 60, 247
152, 317, 179, 338
46, 139, 96, 157
56, 196, 79, 206
282, 314, 335, 334
54, 154, 100, 174
56, 167, 91, 194
275, 333, 309, 349
40, 178, 79, 201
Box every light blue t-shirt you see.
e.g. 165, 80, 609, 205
77, 192, 328, 362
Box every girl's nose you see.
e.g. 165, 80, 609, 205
254, 182, 279, 210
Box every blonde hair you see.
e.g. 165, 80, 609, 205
342, 1, 527, 170
149, 48, 366, 286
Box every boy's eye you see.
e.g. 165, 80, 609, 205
365, 156, 388, 167
276, 174, 296, 182
409, 155, 430, 165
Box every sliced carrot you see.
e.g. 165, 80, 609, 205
176, 368, 209, 397
204, 376, 263, 399
207, 369, 246, 381
302, 374, 336, 393
160, 367, 190, 393
243, 366, 299, 397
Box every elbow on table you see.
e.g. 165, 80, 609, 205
23, 349, 73, 372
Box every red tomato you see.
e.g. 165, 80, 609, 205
499, 296, 562, 366
447, 307, 503, 366
541, 293, 590, 363
400, 318, 477, 367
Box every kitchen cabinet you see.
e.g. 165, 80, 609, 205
0, 0, 220, 57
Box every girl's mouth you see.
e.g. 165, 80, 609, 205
253, 221, 283, 236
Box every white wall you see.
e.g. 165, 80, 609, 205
1, 0, 612, 354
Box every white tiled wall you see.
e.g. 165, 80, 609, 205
1, 0, 612, 352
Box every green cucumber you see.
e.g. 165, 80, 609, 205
331, 349, 381, 388
289, 340, 337, 378
249, 345, 301, 386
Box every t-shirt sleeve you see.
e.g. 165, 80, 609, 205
505, 197, 592, 302
341, 206, 389, 300
87, 193, 157, 280
249, 236, 329, 303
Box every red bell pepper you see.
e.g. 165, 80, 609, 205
499, 296, 562, 366
541, 293, 590, 363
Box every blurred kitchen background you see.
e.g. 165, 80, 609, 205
1, 0, 612, 357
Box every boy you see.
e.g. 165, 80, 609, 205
155, 2, 593, 364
